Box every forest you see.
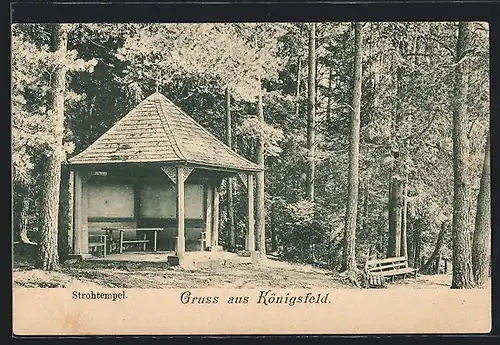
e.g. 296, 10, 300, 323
12, 22, 490, 289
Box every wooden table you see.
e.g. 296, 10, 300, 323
103, 227, 163, 254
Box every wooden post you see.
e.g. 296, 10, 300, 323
204, 184, 213, 249
212, 185, 220, 248
247, 174, 255, 251
67, 170, 74, 255
119, 230, 124, 254
73, 170, 83, 255
81, 179, 89, 255
176, 167, 186, 257
73, 170, 90, 258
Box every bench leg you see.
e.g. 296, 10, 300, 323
119, 231, 124, 254
103, 237, 107, 258
154, 231, 157, 252
143, 233, 147, 251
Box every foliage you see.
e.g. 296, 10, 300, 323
237, 115, 284, 158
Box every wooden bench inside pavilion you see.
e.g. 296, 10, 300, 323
65, 91, 262, 265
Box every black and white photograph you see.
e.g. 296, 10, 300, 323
11, 16, 492, 335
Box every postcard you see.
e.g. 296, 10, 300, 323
12, 20, 491, 335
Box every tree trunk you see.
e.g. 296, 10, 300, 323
58, 168, 74, 260
401, 178, 408, 258
361, 184, 369, 234
270, 202, 278, 252
377, 227, 384, 258
421, 221, 448, 274
295, 56, 301, 118
387, 58, 404, 258
401, 86, 412, 259
306, 22, 316, 201
36, 24, 69, 270
225, 87, 235, 251
387, 177, 403, 257
373, 48, 381, 112
256, 78, 266, 257
414, 222, 422, 269
472, 133, 491, 288
58, 168, 70, 261
20, 184, 37, 245
451, 22, 474, 289
326, 65, 333, 121
407, 215, 415, 267
410, 217, 420, 268
341, 22, 362, 272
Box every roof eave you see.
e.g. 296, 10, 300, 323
63, 159, 263, 174
183, 161, 264, 174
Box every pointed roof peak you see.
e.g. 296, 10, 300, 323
68, 91, 262, 173
148, 90, 164, 98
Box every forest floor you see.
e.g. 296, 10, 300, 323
13, 251, 462, 289
13, 255, 351, 289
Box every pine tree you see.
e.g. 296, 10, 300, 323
36, 24, 70, 270
306, 23, 316, 201
451, 22, 474, 289
342, 22, 363, 272
472, 133, 491, 288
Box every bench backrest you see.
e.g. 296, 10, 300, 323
365, 256, 409, 273
88, 233, 107, 244
186, 227, 204, 240
159, 227, 204, 240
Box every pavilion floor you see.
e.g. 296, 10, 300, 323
87, 250, 252, 268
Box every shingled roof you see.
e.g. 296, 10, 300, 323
68, 92, 262, 173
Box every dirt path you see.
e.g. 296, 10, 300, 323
16, 256, 477, 290
388, 274, 453, 289
13, 269, 102, 289
388, 273, 491, 289
13, 258, 352, 289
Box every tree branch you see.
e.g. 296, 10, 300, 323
408, 111, 438, 141
437, 52, 471, 68
12, 123, 40, 136
468, 113, 482, 139
418, 140, 452, 160
88, 37, 107, 49
430, 35, 455, 57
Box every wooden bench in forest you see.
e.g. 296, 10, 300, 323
364, 256, 417, 287
171, 230, 207, 252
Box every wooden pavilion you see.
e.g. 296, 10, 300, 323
65, 91, 262, 262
